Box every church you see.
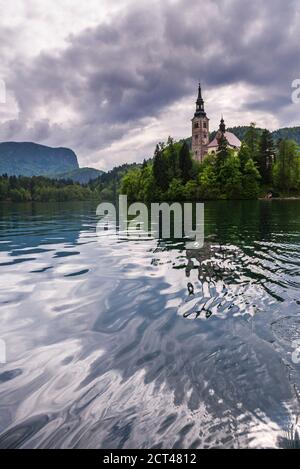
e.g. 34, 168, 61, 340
191, 84, 241, 162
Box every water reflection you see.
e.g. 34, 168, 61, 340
0, 201, 300, 448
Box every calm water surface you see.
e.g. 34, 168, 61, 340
0, 200, 300, 449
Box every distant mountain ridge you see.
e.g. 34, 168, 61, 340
211, 126, 300, 145
0, 142, 79, 177
55, 167, 104, 184
186, 126, 300, 148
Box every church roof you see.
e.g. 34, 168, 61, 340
207, 131, 241, 149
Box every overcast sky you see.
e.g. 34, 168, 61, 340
0, 0, 299, 170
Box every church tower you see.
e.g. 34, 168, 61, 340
191, 83, 209, 163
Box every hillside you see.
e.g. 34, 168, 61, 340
0, 142, 79, 177
187, 126, 300, 147
54, 167, 104, 184
211, 126, 300, 144
90, 162, 141, 200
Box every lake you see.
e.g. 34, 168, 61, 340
0, 200, 300, 449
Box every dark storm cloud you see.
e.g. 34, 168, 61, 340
1, 0, 299, 165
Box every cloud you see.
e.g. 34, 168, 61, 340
0, 0, 299, 169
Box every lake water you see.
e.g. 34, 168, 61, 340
0, 200, 300, 449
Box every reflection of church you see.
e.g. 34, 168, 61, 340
191, 84, 241, 163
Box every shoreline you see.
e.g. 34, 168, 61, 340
259, 196, 300, 201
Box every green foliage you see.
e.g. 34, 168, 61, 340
241, 159, 261, 199
166, 178, 184, 201
198, 159, 220, 199
179, 141, 193, 183
206, 125, 300, 146
238, 142, 251, 172
116, 133, 300, 203
257, 129, 274, 184
153, 144, 170, 191
184, 180, 199, 200
216, 134, 230, 173
244, 122, 259, 164
0, 174, 97, 202
218, 155, 242, 199
273, 140, 300, 194
90, 162, 141, 202
55, 167, 104, 184
272, 127, 300, 146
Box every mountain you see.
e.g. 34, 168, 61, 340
55, 167, 104, 184
271, 127, 300, 145
0, 142, 79, 177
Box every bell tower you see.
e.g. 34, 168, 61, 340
192, 83, 209, 163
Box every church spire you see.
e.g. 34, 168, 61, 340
194, 83, 206, 117
219, 115, 226, 133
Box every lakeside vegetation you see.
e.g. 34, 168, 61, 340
120, 124, 300, 202
0, 175, 96, 202
1, 124, 299, 203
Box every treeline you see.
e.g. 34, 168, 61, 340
210, 125, 300, 146
0, 175, 96, 202
121, 125, 300, 202
1, 124, 299, 203
89, 163, 141, 201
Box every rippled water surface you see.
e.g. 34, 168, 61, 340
1, 200, 300, 449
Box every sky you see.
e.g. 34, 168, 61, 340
0, 0, 299, 170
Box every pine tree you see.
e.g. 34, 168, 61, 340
167, 136, 179, 179
153, 144, 168, 191
244, 122, 259, 163
218, 155, 242, 199
179, 141, 193, 183
241, 159, 261, 199
258, 129, 274, 184
238, 142, 251, 172
273, 139, 300, 194
216, 134, 230, 171
142, 159, 147, 171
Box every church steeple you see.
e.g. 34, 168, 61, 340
219, 115, 226, 133
194, 83, 206, 117
192, 83, 209, 163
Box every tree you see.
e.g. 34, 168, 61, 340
258, 129, 274, 184
216, 134, 230, 172
218, 155, 242, 199
273, 139, 300, 194
120, 168, 142, 202
179, 141, 193, 183
153, 144, 169, 191
0, 178, 9, 200
167, 178, 184, 201
139, 164, 158, 202
166, 136, 179, 180
241, 159, 261, 199
244, 122, 259, 164
238, 142, 251, 172
198, 156, 220, 199
184, 180, 198, 200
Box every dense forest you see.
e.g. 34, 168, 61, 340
0, 175, 96, 202
1, 124, 299, 203
0, 164, 142, 202
120, 124, 300, 202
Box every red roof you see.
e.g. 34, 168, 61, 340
208, 131, 241, 149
